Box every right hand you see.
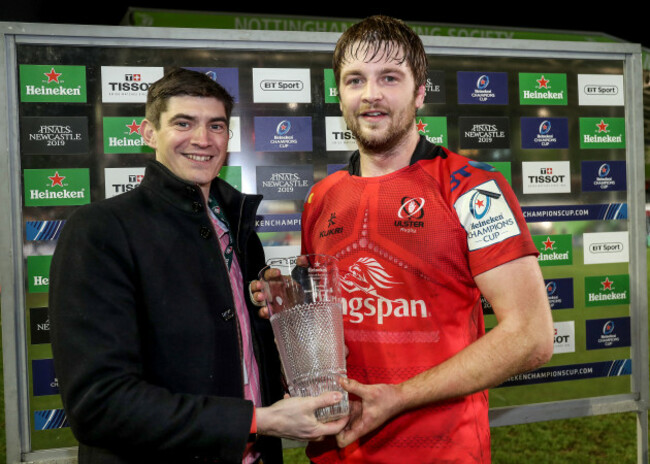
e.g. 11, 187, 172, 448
256, 392, 349, 441
250, 267, 281, 318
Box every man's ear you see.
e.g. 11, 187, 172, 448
140, 119, 157, 150
415, 84, 426, 109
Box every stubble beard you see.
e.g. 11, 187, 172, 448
344, 105, 417, 155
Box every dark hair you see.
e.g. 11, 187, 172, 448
333, 15, 428, 88
145, 67, 234, 128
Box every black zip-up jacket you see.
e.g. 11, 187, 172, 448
49, 160, 283, 464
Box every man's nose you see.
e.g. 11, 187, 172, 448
362, 80, 382, 103
191, 126, 210, 146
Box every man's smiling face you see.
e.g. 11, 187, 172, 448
142, 95, 229, 200
338, 45, 425, 154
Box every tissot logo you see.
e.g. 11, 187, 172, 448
104, 167, 145, 199
325, 117, 357, 151
553, 321, 575, 354
522, 161, 570, 194
101, 66, 164, 103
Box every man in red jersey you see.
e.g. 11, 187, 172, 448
301, 15, 554, 463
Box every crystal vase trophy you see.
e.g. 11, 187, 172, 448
260, 254, 349, 422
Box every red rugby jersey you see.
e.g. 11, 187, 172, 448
301, 139, 536, 464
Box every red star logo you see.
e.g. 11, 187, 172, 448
48, 171, 65, 187
475, 198, 484, 208
537, 75, 549, 88
44, 68, 62, 83
597, 120, 609, 133
601, 277, 613, 290
416, 119, 428, 133
542, 236, 555, 250
126, 120, 142, 135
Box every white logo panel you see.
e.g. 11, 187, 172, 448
252, 68, 311, 103
553, 321, 575, 354
522, 161, 571, 194
583, 231, 629, 265
228, 116, 241, 153
578, 74, 624, 106
325, 117, 357, 151
101, 67, 164, 103
104, 167, 145, 199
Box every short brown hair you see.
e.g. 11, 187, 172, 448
145, 67, 234, 129
333, 15, 428, 89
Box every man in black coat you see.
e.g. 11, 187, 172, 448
49, 68, 346, 464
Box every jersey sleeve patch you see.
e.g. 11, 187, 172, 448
453, 179, 521, 251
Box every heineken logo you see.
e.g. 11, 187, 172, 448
24, 168, 91, 206
519, 73, 568, 105
27, 255, 53, 293
20, 65, 87, 103
533, 234, 572, 266
585, 274, 629, 307
48, 172, 65, 187
44, 68, 61, 83
103, 117, 153, 154
416, 117, 448, 147
579, 117, 625, 149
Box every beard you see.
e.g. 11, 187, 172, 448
343, 102, 418, 155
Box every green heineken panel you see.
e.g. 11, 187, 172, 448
103, 117, 153, 154
579, 117, 626, 149
323, 69, 339, 103
24, 169, 91, 206
27, 256, 53, 293
217, 166, 242, 191
416, 117, 448, 148
532, 234, 572, 266
519, 73, 568, 105
584, 274, 630, 307
19, 65, 87, 103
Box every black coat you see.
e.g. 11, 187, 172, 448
49, 160, 283, 464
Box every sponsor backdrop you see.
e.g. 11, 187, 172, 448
17, 43, 628, 450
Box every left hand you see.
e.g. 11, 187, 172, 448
336, 378, 404, 448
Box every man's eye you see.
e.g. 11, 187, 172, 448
176, 121, 190, 128
211, 124, 226, 132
